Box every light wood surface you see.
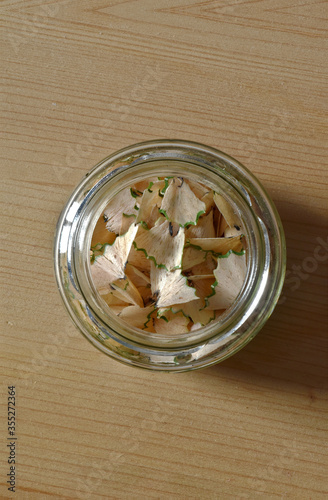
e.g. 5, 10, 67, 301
1, 1, 327, 498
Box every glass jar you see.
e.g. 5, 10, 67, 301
54, 140, 286, 372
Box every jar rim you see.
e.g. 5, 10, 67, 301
54, 139, 286, 371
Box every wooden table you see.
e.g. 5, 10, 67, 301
1, 1, 327, 498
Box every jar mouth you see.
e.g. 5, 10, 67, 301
54, 139, 286, 371
82, 161, 257, 348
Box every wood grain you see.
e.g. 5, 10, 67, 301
1, 0, 327, 498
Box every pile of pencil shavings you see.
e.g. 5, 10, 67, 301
90, 176, 246, 334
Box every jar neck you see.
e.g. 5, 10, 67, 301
73, 158, 269, 349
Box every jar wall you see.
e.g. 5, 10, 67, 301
54, 140, 286, 371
